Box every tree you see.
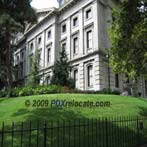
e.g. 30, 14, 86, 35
109, 0, 147, 79
28, 49, 40, 86
51, 49, 74, 88
0, 0, 36, 93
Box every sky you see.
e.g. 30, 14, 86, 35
31, 0, 59, 9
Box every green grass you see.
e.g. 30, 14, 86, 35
0, 94, 147, 125
0, 94, 147, 147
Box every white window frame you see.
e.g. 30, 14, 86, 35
73, 69, 78, 88
85, 27, 93, 53
37, 49, 42, 67
72, 16, 78, 27
47, 46, 51, 65
47, 30, 52, 40
38, 37, 42, 45
72, 33, 79, 57
85, 7, 92, 20
61, 23, 67, 34
61, 40, 67, 52
30, 42, 34, 52
73, 37, 78, 55
85, 64, 93, 88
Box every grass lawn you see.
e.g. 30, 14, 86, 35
0, 94, 147, 125
0, 94, 147, 147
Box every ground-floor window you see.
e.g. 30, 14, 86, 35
73, 69, 78, 88
46, 76, 51, 85
87, 65, 93, 87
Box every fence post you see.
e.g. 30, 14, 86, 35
44, 121, 47, 147
1, 122, 4, 147
11, 122, 14, 147
105, 118, 108, 147
20, 122, 23, 147
136, 116, 141, 146
96, 119, 98, 147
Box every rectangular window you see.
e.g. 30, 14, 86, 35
30, 43, 33, 51
86, 9, 92, 19
38, 37, 41, 44
73, 37, 78, 55
17, 55, 19, 63
87, 65, 93, 87
74, 70, 78, 88
115, 74, 119, 88
29, 56, 33, 70
61, 42, 66, 51
47, 48, 51, 63
47, 30, 51, 39
38, 52, 41, 66
73, 17, 78, 27
87, 30, 92, 49
21, 52, 24, 60
20, 62, 23, 78
62, 24, 66, 33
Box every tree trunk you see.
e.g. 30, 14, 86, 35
6, 31, 12, 96
0, 47, 1, 77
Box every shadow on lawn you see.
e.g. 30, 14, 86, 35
1, 107, 147, 147
139, 107, 147, 117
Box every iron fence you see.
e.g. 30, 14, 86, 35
0, 116, 147, 147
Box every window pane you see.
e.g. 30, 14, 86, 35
87, 30, 92, 49
62, 43, 66, 51
47, 48, 51, 63
73, 17, 78, 26
48, 31, 51, 39
73, 37, 78, 54
38, 52, 41, 66
87, 65, 93, 87
46, 76, 51, 85
86, 9, 92, 19
62, 24, 66, 33
74, 70, 78, 88
38, 37, 41, 44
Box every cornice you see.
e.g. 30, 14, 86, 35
24, 8, 58, 37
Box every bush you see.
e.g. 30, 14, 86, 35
111, 88, 121, 95
0, 85, 120, 98
0, 89, 7, 98
6, 85, 62, 97
18, 86, 34, 96
100, 88, 120, 95
67, 78, 75, 89
34, 85, 61, 95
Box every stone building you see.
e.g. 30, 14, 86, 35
14, 0, 147, 97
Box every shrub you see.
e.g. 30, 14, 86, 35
0, 85, 121, 98
0, 89, 7, 98
10, 88, 19, 97
18, 86, 34, 96
67, 78, 75, 89
33, 85, 61, 95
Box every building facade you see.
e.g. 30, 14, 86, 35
14, 0, 147, 97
